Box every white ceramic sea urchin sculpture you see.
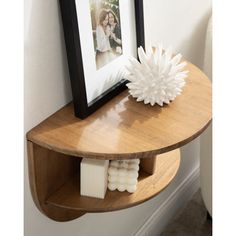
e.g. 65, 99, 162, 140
125, 45, 189, 106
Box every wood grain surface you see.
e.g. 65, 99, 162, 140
46, 149, 180, 212
27, 62, 212, 160
27, 141, 85, 221
140, 156, 158, 174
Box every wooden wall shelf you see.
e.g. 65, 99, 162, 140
27, 62, 212, 222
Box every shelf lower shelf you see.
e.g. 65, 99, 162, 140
28, 140, 180, 221
46, 149, 180, 213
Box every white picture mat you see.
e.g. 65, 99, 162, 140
75, 0, 137, 104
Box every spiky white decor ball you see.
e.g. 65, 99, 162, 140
125, 45, 189, 106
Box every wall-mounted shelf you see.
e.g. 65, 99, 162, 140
27, 62, 212, 222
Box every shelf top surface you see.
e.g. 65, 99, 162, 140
27, 63, 212, 160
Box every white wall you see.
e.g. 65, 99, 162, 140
144, 0, 211, 69
24, 0, 211, 235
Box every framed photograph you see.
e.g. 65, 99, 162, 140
59, 0, 145, 119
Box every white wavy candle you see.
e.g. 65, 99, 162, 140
120, 162, 129, 169
118, 169, 127, 177
107, 159, 140, 193
110, 161, 119, 168
108, 183, 117, 191
130, 159, 140, 165
127, 185, 137, 193
126, 178, 138, 185
117, 184, 126, 192
127, 170, 139, 178
118, 177, 126, 184
128, 163, 139, 171
108, 167, 118, 176
108, 175, 118, 182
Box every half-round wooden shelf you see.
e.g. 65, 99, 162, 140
27, 63, 212, 160
26, 62, 211, 222
47, 149, 180, 212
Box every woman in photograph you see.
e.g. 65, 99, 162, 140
96, 9, 111, 53
108, 10, 122, 54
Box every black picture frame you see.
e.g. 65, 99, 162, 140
59, 0, 145, 119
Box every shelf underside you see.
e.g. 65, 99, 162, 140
46, 149, 180, 213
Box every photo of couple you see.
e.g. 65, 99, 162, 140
90, 0, 123, 70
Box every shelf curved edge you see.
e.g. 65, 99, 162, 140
46, 149, 180, 215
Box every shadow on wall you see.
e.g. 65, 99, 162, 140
178, 9, 212, 69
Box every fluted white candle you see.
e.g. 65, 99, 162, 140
108, 182, 116, 191
107, 159, 140, 193
127, 185, 137, 193
117, 184, 126, 192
